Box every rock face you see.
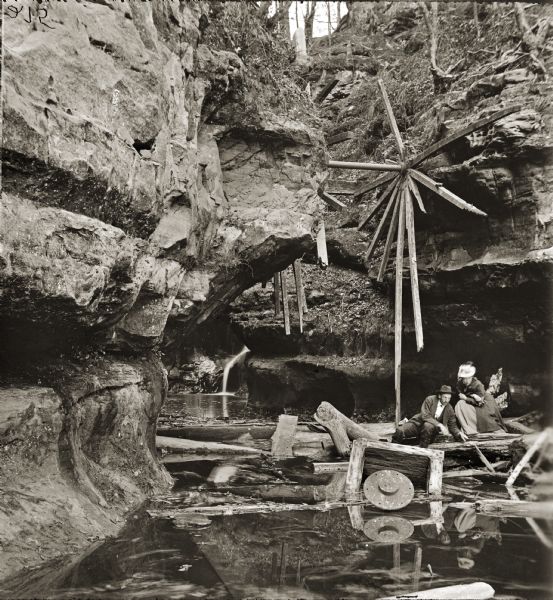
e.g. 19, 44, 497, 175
1, 0, 323, 580
235, 5, 553, 420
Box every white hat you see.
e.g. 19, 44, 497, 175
458, 363, 476, 378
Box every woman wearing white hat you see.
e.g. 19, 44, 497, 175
455, 361, 507, 435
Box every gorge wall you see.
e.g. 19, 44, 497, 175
232, 3, 553, 421
0, 0, 324, 580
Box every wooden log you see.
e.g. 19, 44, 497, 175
273, 272, 282, 317
429, 435, 519, 455
271, 414, 298, 458
504, 419, 535, 435
409, 169, 487, 216
328, 159, 401, 172
315, 78, 339, 103
506, 428, 552, 487
379, 581, 495, 600
313, 462, 349, 474
316, 221, 329, 268
280, 270, 291, 335
449, 499, 553, 519
315, 402, 378, 445
405, 191, 424, 351
407, 174, 426, 213
358, 177, 399, 231
443, 469, 508, 480
318, 188, 347, 210
157, 424, 252, 441
376, 180, 403, 281
377, 78, 405, 157
394, 190, 407, 425
156, 436, 263, 455
470, 442, 496, 472
327, 131, 355, 145
409, 105, 521, 168
355, 172, 398, 201
366, 187, 400, 262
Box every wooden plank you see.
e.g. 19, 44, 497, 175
405, 192, 424, 351
155, 436, 263, 455
427, 450, 444, 497
376, 181, 403, 282
470, 442, 496, 472
443, 469, 508, 479
378, 78, 405, 157
271, 414, 298, 458
345, 438, 367, 497
328, 159, 401, 172
318, 189, 347, 210
358, 177, 399, 231
409, 105, 521, 167
316, 221, 329, 268
407, 174, 426, 213
315, 78, 339, 103
354, 171, 397, 199
409, 169, 487, 216
365, 191, 399, 262
327, 131, 354, 145
280, 270, 291, 335
313, 462, 349, 474
506, 428, 551, 487
394, 190, 406, 426
292, 259, 306, 330
273, 272, 281, 317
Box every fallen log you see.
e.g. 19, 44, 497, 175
379, 581, 495, 600
443, 469, 509, 480
314, 401, 378, 456
156, 435, 264, 455
429, 435, 520, 458
507, 428, 552, 487
449, 499, 553, 519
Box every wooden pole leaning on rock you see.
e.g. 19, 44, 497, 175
314, 401, 378, 457
273, 272, 282, 317
292, 259, 306, 332
280, 269, 291, 335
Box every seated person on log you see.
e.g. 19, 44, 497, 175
454, 362, 507, 436
392, 385, 468, 448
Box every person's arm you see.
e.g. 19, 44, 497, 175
446, 406, 465, 441
421, 397, 442, 428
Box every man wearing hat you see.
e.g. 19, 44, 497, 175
455, 361, 506, 435
392, 385, 468, 448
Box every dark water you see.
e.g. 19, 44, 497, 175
163, 393, 250, 421
2, 456, 552, 600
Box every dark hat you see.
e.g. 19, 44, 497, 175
437, 385, 453, 395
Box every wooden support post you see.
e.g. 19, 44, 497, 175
412, 544, 423, 592
470, 442, 496, 472
409, 169, 487, 216
316, 221, 329, 268
273, 272, 281, 317
365, 188, 399, 262
394, 189, 407, 426
405, 192, 424, 351
345, 439, 367, 498
377, 78, 405, 157
427, 450, 444, 497
506, 428, 552, 487
318, 188, 347, 210
354, 171, 397, 200
292, 259, 306, 332
358, 177, 398, 231
408, 175, 426, 213
280, 270, 291, 335
271, 414, 298, 458
377, 179, 403, 282
348, 505, 365, 530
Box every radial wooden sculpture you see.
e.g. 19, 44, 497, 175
329, 79, 520, 426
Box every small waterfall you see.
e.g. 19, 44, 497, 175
220, 346, 250, 394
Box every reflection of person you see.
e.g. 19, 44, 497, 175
392, 385, 468, 448
454, 362, 507, 435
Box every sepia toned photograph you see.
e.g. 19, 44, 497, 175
1, 1, 552, 598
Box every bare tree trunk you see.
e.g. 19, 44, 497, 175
304, 1, 317, 45
513, 2, 550, 74
344, 1, 378, 33
421, 2, 456, 93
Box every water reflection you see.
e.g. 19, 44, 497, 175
164, 393, 249, 420
1, 457, 551, 600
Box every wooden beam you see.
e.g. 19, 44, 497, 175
318, 188, 347, 210
328, 159, 401, 172
292, 259, 306, 328
394, 191, 407, 426
354, 171, 397, 199
407, 174, 426, 214
506, 428, 552, 487
376, 180, 404, 282
365, 189, 399, 262
315, 78, 339, 103
378, 78, 405, 157
409, 169, 487, 216
280, 270, 291, 335
405, 192, 424, 351
271, 414, 298, 458
273, 272, 281, 317
409, 105, 521, 167
470, 442, 496, 472
358, 177, 399, 231
316, 221, 329, 268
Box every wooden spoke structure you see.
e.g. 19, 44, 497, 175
329, 79, 520, 426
